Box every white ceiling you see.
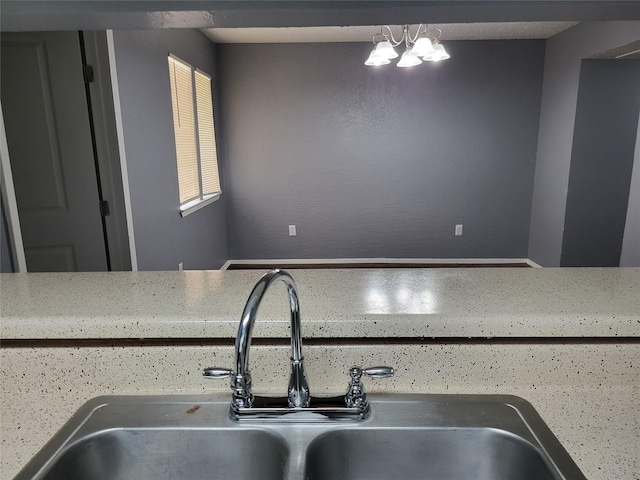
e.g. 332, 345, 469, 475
202, 21, 579, 44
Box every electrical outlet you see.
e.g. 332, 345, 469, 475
178, 262, 183, 271
455, 224, 463, 236
289, 225, 297, 236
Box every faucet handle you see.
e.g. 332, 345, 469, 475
345, 365, 394, 408
361, 366, 394, 378
349, 366, 395, 380
203, 367, 233, 379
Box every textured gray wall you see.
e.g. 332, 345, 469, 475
1, 199, 14, 273
560, 60, 640, 267
112, 29, 228, 270
528, 21, 640, 267
620, 114, 640, 267
218, 41, 545, 260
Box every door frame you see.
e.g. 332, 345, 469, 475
0, 30, 138, 272
0, 101, 27, 272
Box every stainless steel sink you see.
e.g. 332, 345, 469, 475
14, 394, 586, 480
306, 429, 554, 480
40, 429, 288, 480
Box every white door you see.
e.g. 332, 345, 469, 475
1, 31, 108, 272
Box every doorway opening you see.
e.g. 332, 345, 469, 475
0, 30, 131, 272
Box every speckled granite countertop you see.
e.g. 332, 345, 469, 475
1, 268, 639, 479
1, 268, 639, 339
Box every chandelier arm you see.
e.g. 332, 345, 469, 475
408, 24, 424, 44
382, 24, 404, 47
372, 32, 386, 44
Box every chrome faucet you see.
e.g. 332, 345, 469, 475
204, 269, 310, 409
204, 269, 392, 421
235, 269, 310, 408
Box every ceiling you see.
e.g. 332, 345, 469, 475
202, 21, 579, 44
2, 0, 638, 33
590, 40, 640, 59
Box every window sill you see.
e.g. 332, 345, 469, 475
180, 193, 221, 217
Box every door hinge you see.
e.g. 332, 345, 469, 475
99, 200, 110, 217
83, 64, 94, 83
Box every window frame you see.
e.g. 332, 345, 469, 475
167, 54, 221, 218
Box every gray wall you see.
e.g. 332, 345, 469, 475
528, 21, 640, 267
620, 113, 640, 267
218, 41, 545, 260
1, 199, 14, 272
112, 29, 228, 270
561, 59, 640, 267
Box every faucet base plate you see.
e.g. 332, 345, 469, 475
230, 395, 370, 422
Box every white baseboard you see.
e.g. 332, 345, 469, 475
221, 258, 540, 270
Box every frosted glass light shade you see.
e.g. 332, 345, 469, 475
365, 49, 391, 66
424, 43, 450, 61
397, 49, 422, 67
409, 37, 435, 57
373, 41, 398, 59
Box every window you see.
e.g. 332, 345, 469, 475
168, 55, 221, 217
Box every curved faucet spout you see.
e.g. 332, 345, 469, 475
232, 269, 310, 409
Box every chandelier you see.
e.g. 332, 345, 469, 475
365, 24, 450, 67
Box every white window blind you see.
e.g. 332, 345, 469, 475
194, 70, 221, 196
168, 55, 221, 209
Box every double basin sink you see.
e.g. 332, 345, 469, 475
15, 393, 586, 480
